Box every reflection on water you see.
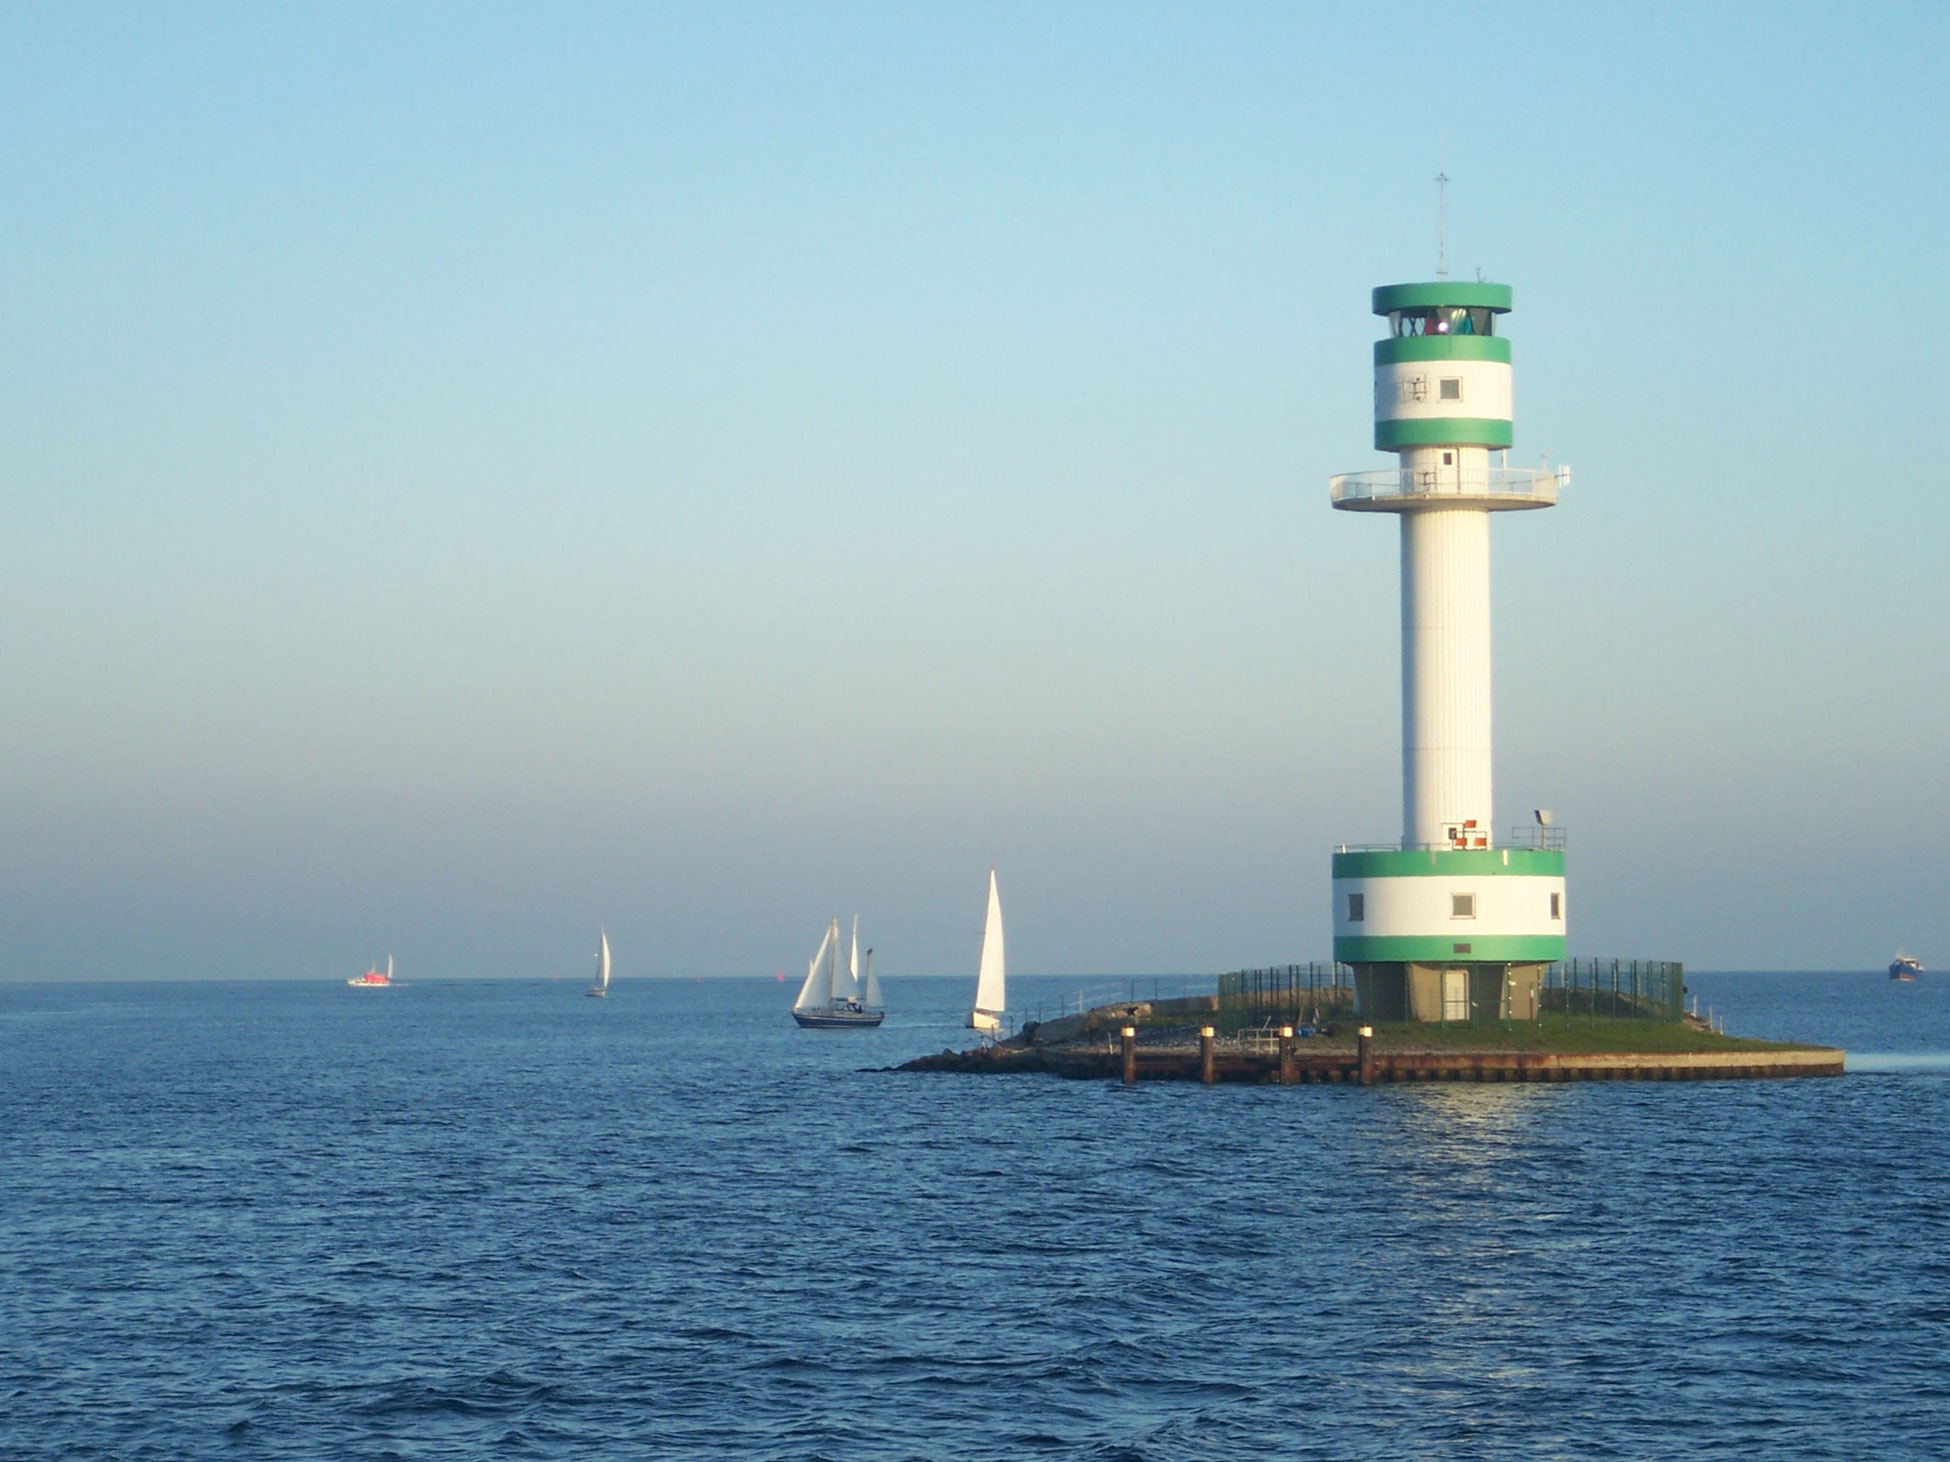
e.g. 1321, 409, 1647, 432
2, 971, 1948, 1459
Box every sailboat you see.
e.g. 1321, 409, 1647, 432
792, 914, 885, 1028
587, 928, 611, 997
348, 955, 393, 989
968, 868, 1005, 1034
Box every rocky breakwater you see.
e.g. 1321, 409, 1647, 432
897, 995, 1226, 1078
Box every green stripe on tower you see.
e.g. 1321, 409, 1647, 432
1375, 418, 1514, 450
1374, 335, 1512, 366
1372, 281, 1513, 314
1332, 849, 1565, 878
1332, 934, 1568, 963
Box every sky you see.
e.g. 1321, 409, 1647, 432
2, 2, 1946, 980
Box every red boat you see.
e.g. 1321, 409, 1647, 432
348, 956, 393, 988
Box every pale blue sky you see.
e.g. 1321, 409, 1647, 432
3, 3, 1945, 979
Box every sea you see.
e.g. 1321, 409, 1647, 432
4, 970, 1949, 1460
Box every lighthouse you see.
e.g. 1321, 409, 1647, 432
1328, 280, 1570, 1023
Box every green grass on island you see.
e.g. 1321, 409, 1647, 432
1324, 1016, 1825, 1055
1084, 998, 1836, 1055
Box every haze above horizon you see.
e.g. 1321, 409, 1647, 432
3, 4, 1944, 981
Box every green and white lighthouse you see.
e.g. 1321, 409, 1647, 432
1328, 279, 1570, 1023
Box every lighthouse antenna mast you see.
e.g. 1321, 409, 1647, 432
1435, 170, 1450, 281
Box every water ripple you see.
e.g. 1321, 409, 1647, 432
3, 973, 1948, 1458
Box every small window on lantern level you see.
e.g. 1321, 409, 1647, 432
1439, 377, 1462, 401
1550, 893, 1562, 920
1348, 893, 1365, 922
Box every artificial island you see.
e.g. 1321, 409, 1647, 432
905, 269, 1842, 1084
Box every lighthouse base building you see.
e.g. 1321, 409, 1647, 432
1331, 846, 1565, 1022
1327, 279, 1569, 1023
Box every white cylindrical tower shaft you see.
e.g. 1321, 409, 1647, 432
1399, 501, 1492, 848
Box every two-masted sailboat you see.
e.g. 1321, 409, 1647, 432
968, 868, 1005, 1035
587, 929, 611, 997
792, 914, 885, 1028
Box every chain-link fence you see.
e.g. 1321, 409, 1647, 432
1220, 958, 1684, 1029
1543, 958, 1684, 1023
1215, 964, 1356, 1034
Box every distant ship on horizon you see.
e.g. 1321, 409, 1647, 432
1890, 951, 1923, 982
349, 955, 393, 988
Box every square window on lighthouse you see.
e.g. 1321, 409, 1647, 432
1439, 377, 1462, 401
1347, 893, 1365, 922
1452, 893, 1476, 919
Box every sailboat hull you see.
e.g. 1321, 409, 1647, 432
792, 1005, 885, 1029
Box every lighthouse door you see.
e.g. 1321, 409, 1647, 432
1442, 967, 1470, 1022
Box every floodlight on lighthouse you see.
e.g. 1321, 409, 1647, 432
1535, 809, 1554, 828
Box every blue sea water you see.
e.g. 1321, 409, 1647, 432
4, 970, 1949, 1460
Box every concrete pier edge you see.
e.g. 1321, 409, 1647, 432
898, 1039, 1844, 1083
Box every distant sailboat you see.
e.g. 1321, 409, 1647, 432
348, 955, 393, 989
792, 914, 885, 1028
968, 868, 1005, 1034
587, 929, 611, 997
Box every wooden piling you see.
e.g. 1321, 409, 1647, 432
1278, 1026, 1296, 1086
1199, 1026, 1216, 1085
1121, 1026, 1136, 1086
1357, 1025, 1374, 1086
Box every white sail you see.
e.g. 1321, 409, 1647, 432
828, 915, 859, 1003
794, 920, 835, 1011
386, 954, 393, 982
861, 947, 882, 1009
969, 868, 1005, 1032
597, 929, 611, 991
